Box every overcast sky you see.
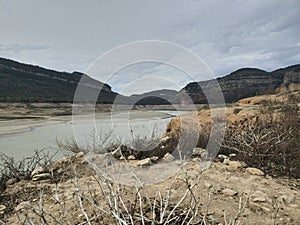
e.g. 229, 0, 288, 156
0, 0, 299, 95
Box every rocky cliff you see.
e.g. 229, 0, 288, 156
180, 64, 300, 104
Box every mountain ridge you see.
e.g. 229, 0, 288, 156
0, 57, 299, 104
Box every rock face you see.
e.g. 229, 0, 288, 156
180, 64, 300, 104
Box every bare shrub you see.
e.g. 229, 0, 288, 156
221, 104, 300, 178
0, 149, 56, 191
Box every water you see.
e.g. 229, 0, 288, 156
0, 111, 178, 160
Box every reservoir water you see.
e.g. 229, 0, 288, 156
0, 110, 186, 160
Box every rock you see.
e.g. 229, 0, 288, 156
226, 161, 244, 171
0, 205, 6, 213
119, 156, 126, 160
128, 155, 135, 160
246, 167, 265, 176
277, 194, 295, 204
205, 183, 212, 189
6, 178, 18, 186
223, 158, 231, 165
136, 158, 152, 167
75, 152, 84, 158
15, 201, 31, 211
150, 156, 159, 162
222, 188, 238, 196
214, 184, 223, 193
252, 196, 267, 202
192, 147, 207, 159
32, 173, 51, 181
250, 190, 268, 202
31, 166, 44, 177
229, 153, 237, 158
218, 154, 229, 160
161, 136, 170, 143
163, 153, 174, 161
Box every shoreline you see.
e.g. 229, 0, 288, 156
0, 110, 174, 136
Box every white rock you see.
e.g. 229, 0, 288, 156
150, 156, 159, 162
246, 167, 265, 176
222, 188, 238, 196
223, 158, 231, 164
0, 205, 6, 212
136, 158, 152, 167
75, 152, 84, 158
250, 190, 268, 202
252, 196, 267, 202
32, 173, 51, 181
31, 166, 44, 177
128, 155, 136, 160
161, 136, 170, 143
277, 194, 295, 204
218, 154, 229, 160
192, 148, 207, 158
226, 161, 244, 171
229, 153, 237, 158
205, 183, 212, 188
15, 201, 31, 211
163, 153, 174, 161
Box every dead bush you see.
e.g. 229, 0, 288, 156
221, 104, 300, 178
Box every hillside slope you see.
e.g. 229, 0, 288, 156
180, 64, 300, 104
0, 58, 121, 103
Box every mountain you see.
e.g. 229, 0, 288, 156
127, 89, 179, 105
179, 64, 300, 104
0, 57, 123, 103
0, 57, 299, 104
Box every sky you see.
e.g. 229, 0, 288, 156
0, 0, 299, 95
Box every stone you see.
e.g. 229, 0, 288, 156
163, 153, 174, 161
0, 205, 6, 213
136, 158, 152, 167
246, 167, 265, 176
128, 155, 135, 160
205, 183, 212, 189
192, 147, 207, 158
32, 173, 52, 181
252, 196, 267, 202
226, 161, 244, 171
229, 153, 237, 158
250, 190, 268, 202
161, 136, 170, 143
277, 194, 295, 204
6, 178, 18, 186
75, 152, 84, 158
31, 166, 44, 177
15, 201, 31, 211
119, 156, 125, 160
150, 156, 159, 162
222, 188, 238, 196
218, 154, 229, 160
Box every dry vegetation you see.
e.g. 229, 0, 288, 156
0, 92, 299, 224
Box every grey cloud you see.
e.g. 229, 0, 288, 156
0, 0, 299, 93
